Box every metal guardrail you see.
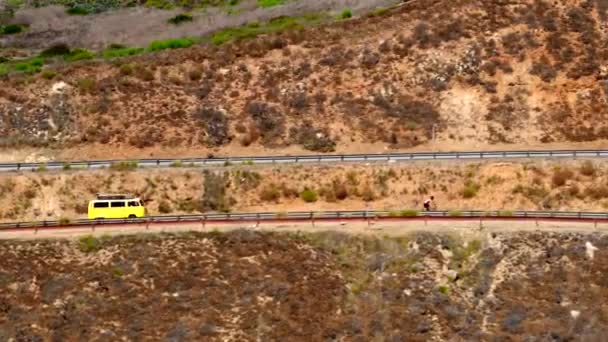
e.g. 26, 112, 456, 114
2, 210, 608, 231
1, 149, 608, 172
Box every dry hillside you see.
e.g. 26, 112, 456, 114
1, 230, 608, 340
1, 159, 606, 222
1, 0, 608, 160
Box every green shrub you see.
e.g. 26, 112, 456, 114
145, 0, 174, 9
368, 7, 388, 17
168, 14, 193, 25
41, 69, 57, 80
401, 209, 419, 217
448, 210, 463, 217
66, 6, 91, 15
0, 64, 8, 76
62, 163, 72, 170
119, 63, 134, 75
110, 161, 138, 171
438, 285, 449, 295
148, 38, 194, 51
65, 48, 94, 62
170, 160, 183, 167
14, 58, 44, 74
257, 0, 285, 8
77, 77, 96, 92
78, 235, 101, 253
340, 8, 352, 19
300, 189, 318, 203
103, 46, 144, 59
497, 210, 513, 217
461, 181, 481, 199
2, 24, 22, 35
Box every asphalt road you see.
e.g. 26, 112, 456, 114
1, 149, 608, 172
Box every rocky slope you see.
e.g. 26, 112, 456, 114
1, 230, 607, 340
1, 0, 608, 160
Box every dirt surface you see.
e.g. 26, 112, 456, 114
2, 0, 399, 50
2, 0, 608, 161
0, 159, 606, 223
1, 226, 608, 340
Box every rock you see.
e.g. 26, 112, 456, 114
446, 270, 459, 282
585, 242, 598, 259
570, 310, 580, 319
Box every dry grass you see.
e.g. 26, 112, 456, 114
2, 159, 608, 222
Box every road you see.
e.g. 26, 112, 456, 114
2, 219, 606, 240
1, 149, 608, 172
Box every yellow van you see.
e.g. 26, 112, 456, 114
87, 194, 146, 220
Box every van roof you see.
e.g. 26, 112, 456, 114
91, 197, 140, 202
95, 193, 136, 200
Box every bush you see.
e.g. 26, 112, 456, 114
66, 6, 91, 15
78, 235, 101, 253
77, 77, 96, 92
168, 14, 193, 25
461, 181, 481, 198
552, 167, 573, 187
58, 217, 71, 225
340, 9, 352, 19
148, 38, 194, 51
14, 58, 43, 74
579, 160, 596, 177
40, 43, 71, 57
41, 69, 57, 80
158, 200, 173, 214
110, 161, 138, 171
530, 56, 557, 82
2, 24, 22, 35
260, 185, 281, 202
103, 46, 144, 59
300, 189, 318, 203
257, 0, 285, 7
66, 48, 94, 62
401, 209, 419, 217
200, 171, 234, 212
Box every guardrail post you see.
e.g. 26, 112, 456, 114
311, 211, 315, 227
157, 159, 160, 166
146, 219, 150, 230
17, 163, 21, 171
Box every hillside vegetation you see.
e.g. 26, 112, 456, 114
1, 230, 608, 340
0, 0, 608, 160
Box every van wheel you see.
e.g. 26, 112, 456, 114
128, 214, 137, 219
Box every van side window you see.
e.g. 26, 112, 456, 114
128, 201, 139, 207
93, 202, 109, 208
139, 200, 144, 206
111, 201, 126, 207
